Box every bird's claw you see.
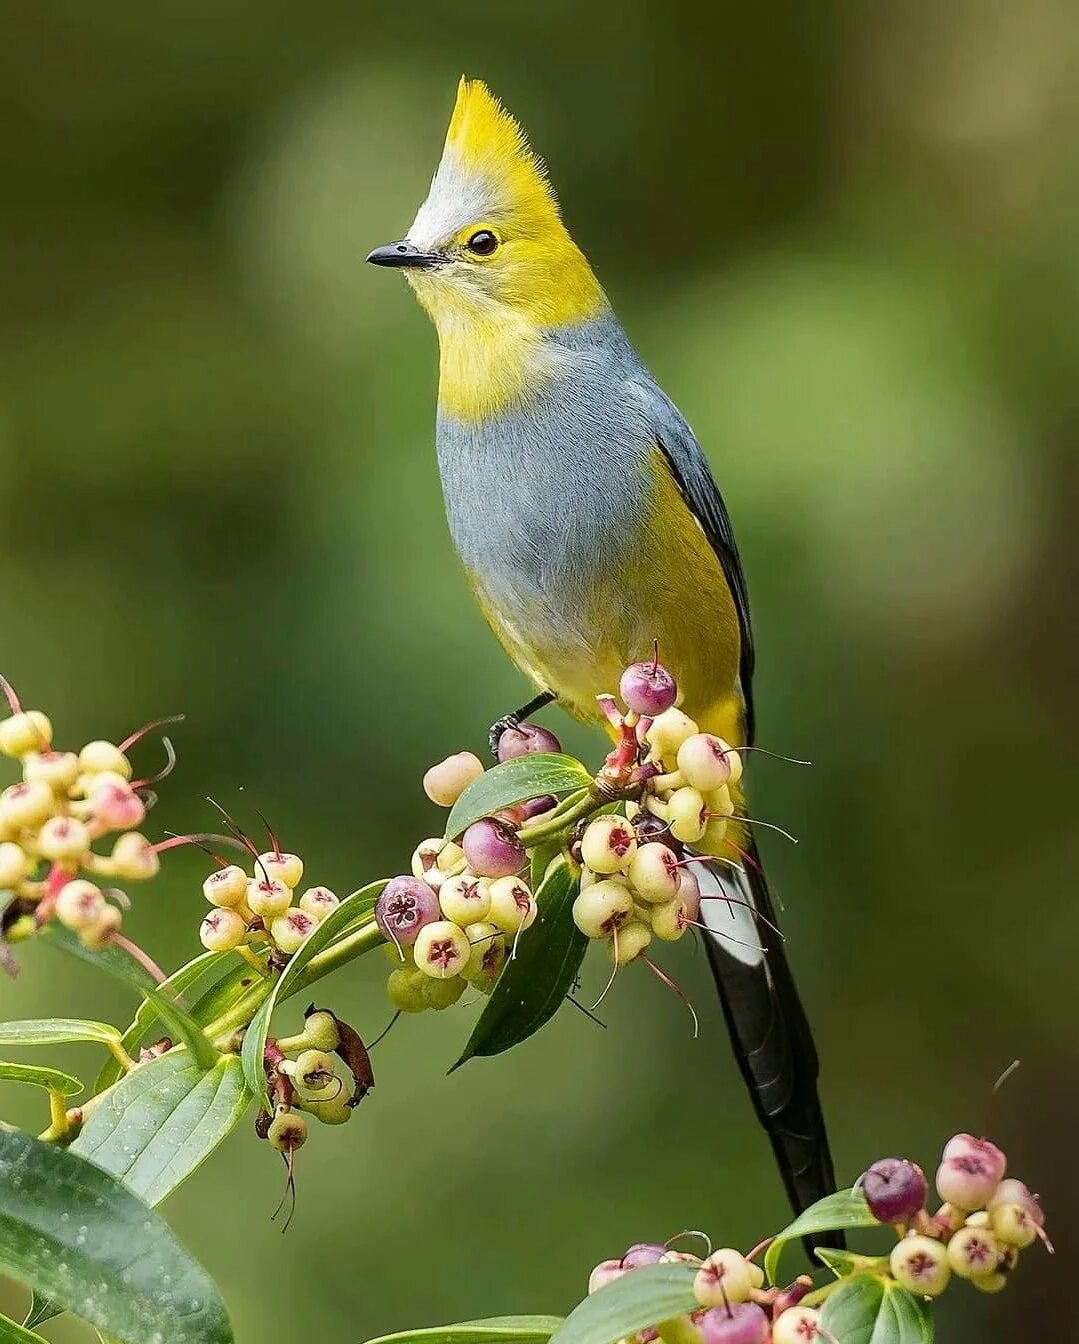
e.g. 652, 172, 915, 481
488, 714, 519, 760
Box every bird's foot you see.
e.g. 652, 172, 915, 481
487, 690, 557, 760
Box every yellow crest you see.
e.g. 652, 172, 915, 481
439, 78, 560, 226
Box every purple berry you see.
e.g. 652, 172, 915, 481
375, 876, 440, 946
520, 794, 558, 819
621, 1242, 667, 1269
698, 1303, 771, 1344
862, 1158, 928, 1223
496, 722, 562, 761
619, 660, 678, 716
462, 818, 526, 878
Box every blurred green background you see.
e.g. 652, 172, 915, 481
0, 2, 1075, 1340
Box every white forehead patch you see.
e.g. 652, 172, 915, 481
407, 151, 498, 252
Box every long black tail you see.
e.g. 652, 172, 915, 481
691, 837, 837, 1220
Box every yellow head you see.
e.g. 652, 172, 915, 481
368, 79, 607, 419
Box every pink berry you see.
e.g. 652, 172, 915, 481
862, 1158, 928, 1223
375, 876, 441, 946
587, 1260, 624, 1294
90, 779, 146, 830
943, 1134, 1006, 1183
619, 661, 677, 716
988, 1178, 1044, 1226
698, 1303, 771, 1344
496, 722, 563, 761
621, 1243, 667, 1269
461, 818, 525, 878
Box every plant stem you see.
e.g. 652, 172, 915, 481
205, 975, 276, 1045
284, 918, 385, 999
47, 1088, 69, 1140
106, 1038, 137, 1073
518, 787, 604, 847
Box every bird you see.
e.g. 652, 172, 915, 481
367, 77, 837, 1219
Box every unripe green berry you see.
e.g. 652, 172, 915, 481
300, 1093, 352, 1125
488, 874, 536, 933
293, 1049, 338, 1098
24, 750, 79, 792
971, 1271, 1008, 1294
78, 740, 131, 778
438, 872, 492, 926
990, 1203, 1037, 1249
667, 787, 707, 843
37, 815, 91, 862
387, 966, 428, 1012
699, 816, 730, 853
462, 921, 507, 986
889, 1235, 951, 1297
0, 841, 29, 888
80, 903, 123, 949
270, 909, 317, 954
572, 879, 633, 938
946, 1225, 1001, 1280
414, 920, 471, 978
650, 895, 689, 941
257, 851, 303, 888
55, 879, 106, 931
421, 973, 466, 1010
693, 1249, 754, 1308
610, 919, 651, 964
580, 815, 638, 874
626, 842, 679, 903
772, 1307, 822, 1344
298, 886, 339, 922
246, 876, 292, 918
645, 708, 698, 763
423, 751, 485, 806
0, 712, 53, 759
677, 734, 734, 791
267, 1108, 308, 1152
111, 831, 160, 880
0, 780, 55, 829
199, 907, 247, 951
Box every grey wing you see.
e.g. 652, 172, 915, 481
629, 378, 756, 741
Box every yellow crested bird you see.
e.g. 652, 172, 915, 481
368, 79, 836, 1217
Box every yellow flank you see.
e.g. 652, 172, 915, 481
406, 78, 607, 421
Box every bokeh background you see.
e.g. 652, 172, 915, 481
0, 2, 1076, 1340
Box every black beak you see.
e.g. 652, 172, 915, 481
365, 241, 442, 269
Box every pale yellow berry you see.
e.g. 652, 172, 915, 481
667, 787, 708, 843
677, 734, 735, 792
462, 921, 507, 986
644, 708, 698, 763
0, 712, 53, 759
650, 895, 689, 941
298, 886, 339, 922
292, 1049, 338, 1098
580, 815, 638, 874
699, 817, 730, 854
0, 781, 55, 829
488, 875, 537, 933
991, 1203, 1037, 1250
438, 872, 492, 926
300, 1093, 352, 1125
971, 1271, 1008, 1294
199, 907, 247, 951
36, 816, 91, 863
435, 840, 466, 873
693, 1249, 755, 1308
257, 851, 303, 888
55, 879, 106, 931
23, 751, 79, 792
270, 909, 317, 954
889, 1235, 951, 1297
413, 920, 470, 978
706, 785, 735, 818
422, 751, 485, 806
110, 832, 160, 881
772, 1307, 822, 1344
267, 1108, 308, 1152
79, 741, 132, 778
572, 879, 633, 938
246, 876, 292, 918
946, 1226, 1001, 1280
203, 865, 248, 907
80, 903, 123, 949
626, 842, 679, 903
0, 842, 29, 888
609, 920, 652, 965
411, 836, 444, 878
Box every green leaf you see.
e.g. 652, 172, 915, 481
445, 754, 592, 839
365, 1317, 563, 1344
820, 1274, 934, 1344
241, 880, 386, 1108
72, 1052, 249, 1206
0, 1061, 82, 1096
0, 1310, 47, 1342
39, 926, 219, 1069
765, 1188, 879, 1283
550, 1263, 697, 1344
0, 1018, 122, 1050
816, 1248, 891, 1280
453, 856, 586, 1068
0, 1127, 233, 1343
96, 952, 238, 1092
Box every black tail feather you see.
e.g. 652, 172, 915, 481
692, 838, 839, 1232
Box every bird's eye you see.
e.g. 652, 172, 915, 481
466, 229, 499, 256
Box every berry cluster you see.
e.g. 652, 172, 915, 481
864, 1132, 1050, 1298
199, 845, 338, 961
588, 1240, 817, 1344
0, 678, 168, 959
